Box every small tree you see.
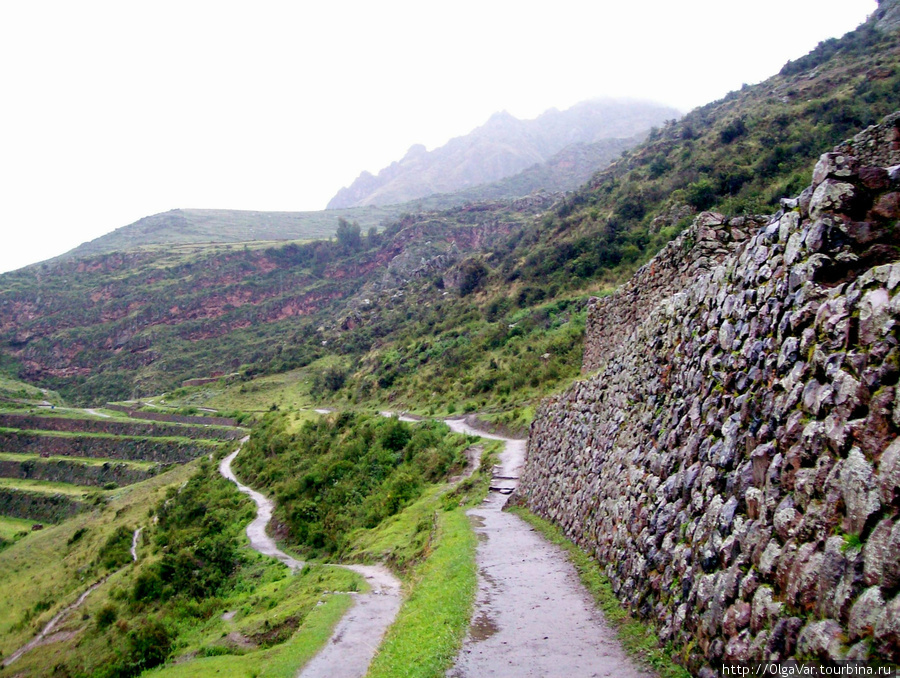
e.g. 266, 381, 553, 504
336, 218, 362, 253
458, 259, 488, 297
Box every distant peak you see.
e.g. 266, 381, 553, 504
487, 110, 516, 123
402, 144, 427, 160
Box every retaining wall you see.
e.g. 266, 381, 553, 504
0, 413, 242, 441
0, 458, 156, 488
0, 430, 215, 463
518, 114, 900, 668
0, 488, 85, 523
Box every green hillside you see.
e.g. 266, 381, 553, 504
1, 7, 899, 676
60, 206, 406, 260
0, 7, 897, 416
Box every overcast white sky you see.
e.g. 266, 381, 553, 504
0, 0, 878, 273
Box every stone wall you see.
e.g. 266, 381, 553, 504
0, 488, 85, 523
0, 458, 156, 488
0, 413, 243, 441
518, 113, 900, 668
0, 430, 215, 464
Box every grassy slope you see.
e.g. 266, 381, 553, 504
0, 461, 198, 658
0, 477, 101, 496
0, 373, 62, 407
62, 206, 406, 259
365, 508, 477, 678
139, 564, 359, 678
0, 515, 35, 540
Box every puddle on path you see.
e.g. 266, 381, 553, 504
468, 612, 499, 642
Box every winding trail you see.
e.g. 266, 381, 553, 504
222, 415, 650, 677
130, 527, 142, 562
445, 417, 654, 678
220, 439, 303, 571
2, 578, 107, 668
218, 436, 402, 678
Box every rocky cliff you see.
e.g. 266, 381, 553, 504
518, 112, 900, 668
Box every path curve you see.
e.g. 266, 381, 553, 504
218, 437, 402, 678
219, 439, 303, 571
445, 419, 654, 678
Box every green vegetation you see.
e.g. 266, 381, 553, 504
0, 371, 61, 407
0, 461, 198, 662
0, 514, 34, 549
233, 411, 471, 557
366, 509, 477, 678
508, 506, 690, 678
1, 455, 370, 678
143, 592, 352, 678
63, 206, 406, 260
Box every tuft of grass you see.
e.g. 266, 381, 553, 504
508, 506, 690, 678
366, 507, 477, 678
0, 515, 35, 540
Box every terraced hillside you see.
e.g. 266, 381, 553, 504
0, 404, 257, 675
1, 10, 898, 416
0, 405, 245, 546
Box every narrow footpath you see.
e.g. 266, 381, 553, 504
444, 417, 654, 678
218, 438, 402, 678
2, 578, 107, 667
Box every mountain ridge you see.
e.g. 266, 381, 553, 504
326, 99, 680, 209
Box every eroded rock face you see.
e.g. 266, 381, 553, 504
518, 111, 900, 670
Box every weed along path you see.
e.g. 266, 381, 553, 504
218, 437, 402, 678
445, 417, 653, 678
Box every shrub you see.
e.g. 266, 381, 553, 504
96, 604, 117, 630
98, 526, 133, 571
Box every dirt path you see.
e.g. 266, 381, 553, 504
130, 527, 142, 562
446, 420, 654, 678
218, 437, 402, 678
2, 577, 107, 668
297, 564, 401, 678
220, 440, 304, 570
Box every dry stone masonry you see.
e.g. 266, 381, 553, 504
518, 112, 900, 669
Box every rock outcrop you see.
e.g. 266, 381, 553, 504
518, 111, 900, 667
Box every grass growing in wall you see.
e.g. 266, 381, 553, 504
508, 506, 690, 678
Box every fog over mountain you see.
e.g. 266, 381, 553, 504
326, 99, 680, 209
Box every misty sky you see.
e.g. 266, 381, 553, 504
0, 0, 878, 274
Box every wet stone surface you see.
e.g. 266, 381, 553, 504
448, 428, 651, 678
